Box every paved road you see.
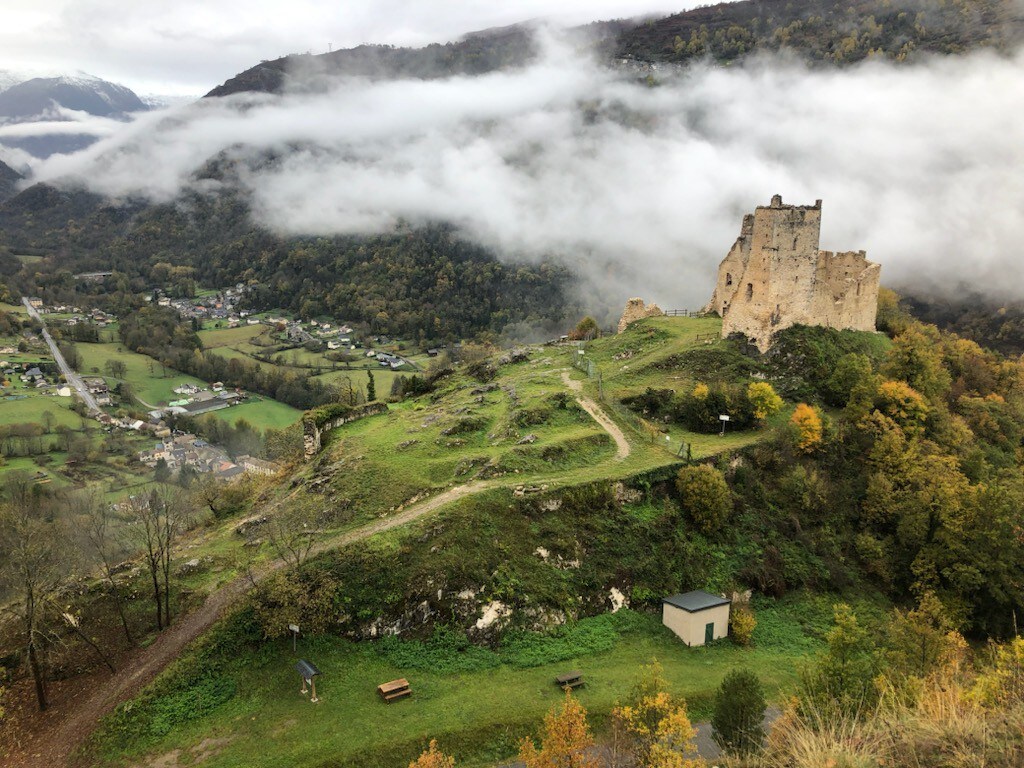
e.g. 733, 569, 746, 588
22, 297, 100, 414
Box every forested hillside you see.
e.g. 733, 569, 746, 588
0, 187, 576, 343
615, 0, 1024, 65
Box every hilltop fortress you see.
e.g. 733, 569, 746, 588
706, 195, 880, 352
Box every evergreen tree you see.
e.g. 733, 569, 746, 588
712, 668, 766, 755
367, 369, 376, 401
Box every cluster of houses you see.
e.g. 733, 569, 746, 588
27, 300, 115, 327
83, 377, 112, 406
160, 283, 252, 325
138, 432, 278, 482
285, 319, 361, 351
0, 361, 74, 397
149, 382, 245, 419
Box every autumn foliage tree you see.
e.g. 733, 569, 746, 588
410, 739, 455, 768
789, 403, 823, 453
746, 381, 783, 423
613, 661, 703, 768
518, 691, 599, 768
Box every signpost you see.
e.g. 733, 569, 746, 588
719, 414, 730, 436
289, 623, 300, 653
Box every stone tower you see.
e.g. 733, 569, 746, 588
706, 195, 880, 352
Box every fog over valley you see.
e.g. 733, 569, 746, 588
13, 34, 1024, 313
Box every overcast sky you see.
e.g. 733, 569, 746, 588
1, 0, 677, 95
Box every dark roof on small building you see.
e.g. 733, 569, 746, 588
662, 590, 730, 613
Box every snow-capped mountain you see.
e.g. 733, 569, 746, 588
0, 70, 149, 158
0, 72, 147, 120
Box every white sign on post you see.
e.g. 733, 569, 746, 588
289, 624, 300, 653
288, 624, 300, 633
718, 414, 730, 436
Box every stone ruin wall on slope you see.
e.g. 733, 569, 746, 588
617, 298, 665, 333
705, 195, 880, 352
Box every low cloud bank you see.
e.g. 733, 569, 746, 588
27, 37, 1024, 310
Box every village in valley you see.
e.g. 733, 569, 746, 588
0, 281, 438, 499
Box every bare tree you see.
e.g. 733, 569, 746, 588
0, 479, 65, 711
71, 490, 133, 644
266, 500, 328, 571
128, 487, 193, 630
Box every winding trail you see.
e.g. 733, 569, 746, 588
561, 370, 631, 460
3, 368, 630, 768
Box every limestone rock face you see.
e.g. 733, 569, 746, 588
706, 195, 880, 352
618, 297, 664, 333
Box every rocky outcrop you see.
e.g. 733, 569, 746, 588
706, 195, 880, 352
617, 297, 664, 333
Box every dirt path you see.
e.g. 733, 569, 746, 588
561, 371, 630, 460
2, 482, 489, 768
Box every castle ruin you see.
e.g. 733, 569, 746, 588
706, 195, 880, 352
617, 297, 665, 333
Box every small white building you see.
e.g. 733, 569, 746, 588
662, 590, 731, 646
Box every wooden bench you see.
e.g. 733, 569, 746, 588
377, 678, 412, 703
555, 670, 584, 690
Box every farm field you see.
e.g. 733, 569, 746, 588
0, 393, 83, 427
198, 324, 267, 349
76, 341, 208, 405
215, 396, 302, 429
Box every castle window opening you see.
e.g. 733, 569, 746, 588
746, 283, 753, 300
725, 273, 732, 286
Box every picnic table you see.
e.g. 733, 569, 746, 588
555, 670, 585, 690
377, 678, 412, 703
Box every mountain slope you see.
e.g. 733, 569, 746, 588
206, 20, 636, 97
0, 74, 147, 119
0, 159, 21, 201
614, 0, 1024, 65
0, 73, 148, 158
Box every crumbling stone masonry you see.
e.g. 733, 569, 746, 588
617, 297, 665, 333
706, 195, 880, 352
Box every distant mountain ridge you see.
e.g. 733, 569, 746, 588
205, 19, 636, 98
0, 73, 147, 120
0, 71, 149, 158
206, 0, 1024, 100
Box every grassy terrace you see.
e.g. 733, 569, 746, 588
94, 598, 848, 768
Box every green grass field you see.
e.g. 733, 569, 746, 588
198, 325, 268, 349
75, 341, 208, 405
74, 340, 303, 429
216, 397, 303, 429
93, 595, 852, 768
0, 391, 84, 427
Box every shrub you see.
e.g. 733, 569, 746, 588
676, 465, 732, 534
730, 604, 757, 647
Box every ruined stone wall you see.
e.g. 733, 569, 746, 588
706, 195, 880, 351
617, 297, 664, 333
302, 401, 389, 458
